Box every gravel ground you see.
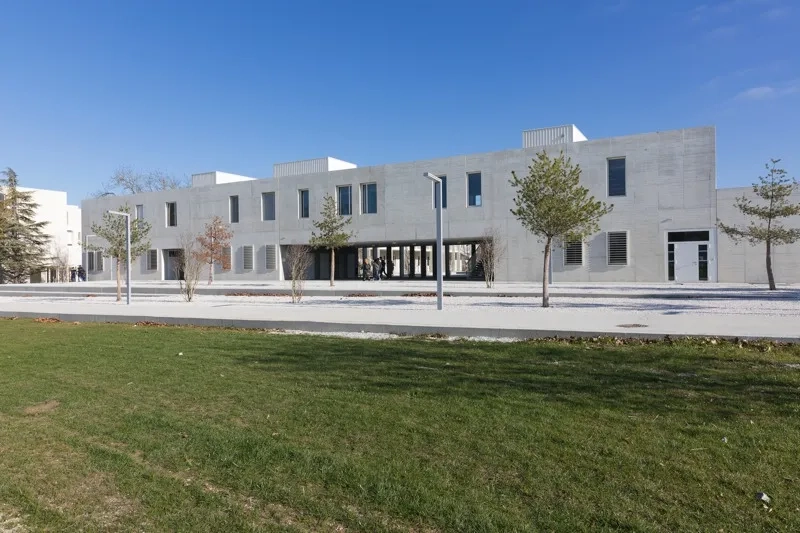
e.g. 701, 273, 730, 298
2, 293, 799, 317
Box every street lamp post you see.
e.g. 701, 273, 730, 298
107, 210, 131, 305
423, 173, 443, 310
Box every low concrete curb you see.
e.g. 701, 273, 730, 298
2, 310, 797, 343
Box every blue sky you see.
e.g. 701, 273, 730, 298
0, 0, 797, 202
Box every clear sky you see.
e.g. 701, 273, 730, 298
0, 0, 797, 203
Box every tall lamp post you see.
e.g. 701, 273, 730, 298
107, 210, 131, 305
423, 172, 443, 310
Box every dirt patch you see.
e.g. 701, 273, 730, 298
85, 294, 97, 298
134, 321, 168, 327
33, 317, 62, 324
401, 292, 453, 297
23, 400, 60, 415
0, 506, 27, 533
345, 293, 378, 298
616, 323, 649, 328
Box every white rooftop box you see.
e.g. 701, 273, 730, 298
522, 125, 588, 148
273, 157, 357, 178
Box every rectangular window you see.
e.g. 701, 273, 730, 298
698, 244, 709, 281
667, 243, 675, 281
147, 249, 158, 271
608, 231, 628, 265
87, 251, 95, 271
361, 183, 377, 214
135, 204, 144, 220
96, 251, 104, 271
667, 231, 710, 242
432, 175, 447, 209
608, 158, 626, 197
564, 240, 583, 266
222, 246, 232, 270
229, 195, 240, 224
265, 244, 277, 270
166, 202, 177, 227
243, 245, 254, 270
467, 172, 482, 206
262, 192, 276, 221
337, 185, 352, 216
299, 190, 310, 218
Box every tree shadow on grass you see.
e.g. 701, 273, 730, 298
227, 335, 800, 421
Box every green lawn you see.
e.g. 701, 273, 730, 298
0, 320, 799, 532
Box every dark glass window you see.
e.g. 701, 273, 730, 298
608, 158, 626, 197
361, 183, 377, 214
467, 172, 482, 206
262, 192, 275, 221
698, 244, 709, 281
338, 185, 352, 216
667, 231, 710, 242
299, 190, 309, 218
166, 202, 177, 227
229, 195, 239, 223
667, 243, 675, 281
433, 176, 447, 209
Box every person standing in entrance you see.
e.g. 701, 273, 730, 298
372, 258, 380, 281
387, 257, 394, 279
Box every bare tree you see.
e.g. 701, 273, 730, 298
285, 245, 312, 303
51, 244, 71, 282
479, 227, 506, 288
94, 166, 190, 197
176, 233, 204, 302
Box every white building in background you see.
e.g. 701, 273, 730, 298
0, 186, 82, 282
80, 124, 800, 285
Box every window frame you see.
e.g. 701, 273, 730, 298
467, 172, 482, 207
563, 239, 584, 267
229, 195, 240, 224
261, 192, 276, 221
360, 182, 377, 214
298, 189, 310, 219
607, 157, 627, 198
165, 202, 178, 227
87, 251, 95, 272
607, 231, 629, 266
337, 185, 353, 216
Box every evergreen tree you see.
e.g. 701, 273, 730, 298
510, 152, 613, 307
309, 193, 355, 287
89, 204, 152, 301
0, 168, 50, 284
718, 159, 800, 290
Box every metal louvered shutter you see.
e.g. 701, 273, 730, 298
222, 246, 232, 270
607, 232, 628, 265
243, 245, 254, 271
265, 245, 277, 270
147, 249, 158, 270
564, 240, 583, 266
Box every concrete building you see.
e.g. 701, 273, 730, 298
80, 125, 800, 284
0, 186, 83, 282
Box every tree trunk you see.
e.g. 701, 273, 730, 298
115, 258, 122, 302
329, 248, 335, 287
542, 238, 551, 308
766, 239, 776, 290
208, 261, 214, 285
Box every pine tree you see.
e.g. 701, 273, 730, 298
309, 193, 355, 287
510, 152, 613, 307
194, 216, 233, 284
718, 159, 800, 290
89, 204, 152, 301
0, 168, 50, 284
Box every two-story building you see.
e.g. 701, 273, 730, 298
80, 125, 800, 285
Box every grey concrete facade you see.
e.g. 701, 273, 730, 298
80, 125, 800, 284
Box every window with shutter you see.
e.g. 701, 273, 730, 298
96, 251, 104, 271
607, 232, 628, 265
564, 240, 583, 266
265, 245, 277, 270
243, 245, 254, 271
222, 246, 232, 270
147, 249, 158, 270
87, 252, 95, 271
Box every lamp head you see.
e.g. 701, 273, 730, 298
423, 172, 441, 183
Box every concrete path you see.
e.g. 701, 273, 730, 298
0, 298, 797, 342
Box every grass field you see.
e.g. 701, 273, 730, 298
0, 320, 799, 532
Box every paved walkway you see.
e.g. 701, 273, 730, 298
0, 297, 797, 342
